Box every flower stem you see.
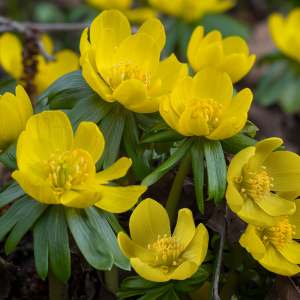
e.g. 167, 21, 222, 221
104, 265, 119, 297
48, 266, 69, 300
165, 152, 192, 225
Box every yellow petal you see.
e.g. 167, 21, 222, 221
130, 257, 169, 282
41, 34, 54, 54
205, 0, 236, 14
71, 122, 105, 164
118, 232, 154, 261
225, 181, 244, 212
94, 185, 147, 213
167, 261, 199, 280
79, 28, 92, 57
263, 151, 300, 191
222, 36, 250, 56
90, 9, 131, 49
187, 26, 204, 72
286, 199, 300, 239
172, 209, 195, 247
179, 223, 209, 265
129, 198, 171, 249
94, 157, 132, 184
239, 225, 265, 261
122, 7, 157, 25
12, 170, 59, 205
86, 0, 131, 11
268, 13, 286, 55
259, 243, 300, 276
279, 240, 300, 264
137, 18, 166, 51
277, 189, 300, 201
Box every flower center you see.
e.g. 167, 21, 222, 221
147, 234, 185, 274
235, 163, 274, 203
256, 218, 296, 250
190, 99, 222, 131
44, 149, 92, 195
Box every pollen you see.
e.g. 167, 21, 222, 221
146, 234, 185, 274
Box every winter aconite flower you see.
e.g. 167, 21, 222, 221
240, 190, 300, 276
12, 111, 146, 210
226, 138, 300, 227
188, 26, 255, 83
269, 8, 300, 63
118, 199, 209, 282
80, 9, 187, 113
159, 68, 253, 140
148, 0, 235, 23
0, 33, 79, 94
0, 85, 33, 151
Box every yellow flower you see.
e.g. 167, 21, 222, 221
0, 85, 33, 151
148, 0, 236, 23
159, 68, 253, 140
240, 190, 300, 276
12, 111, 147, 210
84, 0, 157, 24
188, 26, 255, 83
80, 9, 187, 114
269, 8, 300, 63
118, 199, 209, 282
0, 33, 80, 94
226, 138, 300, 227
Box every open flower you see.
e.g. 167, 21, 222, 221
188, 26, 255, 83
0, 85, 33, 151
118, 199, 209, 282
148, 0, 235, 23
269, 8, 300, 63
12, 111, 146, 210
80, 9, 187, 114
226, 138, 300, 227
0, 33, 79, 94
240, 190, 300, 276
159, 68, 252, 140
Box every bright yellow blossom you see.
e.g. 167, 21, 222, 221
0, 33, 79, 94
148, 0, 236, 23
159, 68, 252, 140
269, 8, 300, 63
0, 85, 33, 151
12, 111, 147, 210
85, 0, 157, 24
80, 9, 187, 114
188, 26, 255, 83
240, 189, 300, 276
226, 138, 300, 227
118, 199, 209, 282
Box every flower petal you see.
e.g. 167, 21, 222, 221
279, 240, 300, 264
269, 13, 286, 56
129, 199, 171, 249
179, 224, 209, 266
277, 189, 300, 201
287, 199, 300, 239
167, 261, 199, 280
71, 122, 105, 164
79, 28, 92, 57
222, 36, 250, 56
187, 26, 204, 72
226, 181, 244, 212
122, 7, 157, 25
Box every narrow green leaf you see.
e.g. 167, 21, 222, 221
135, 112, 161, 132
138, 285, 173, 300
0, 182, 25, 209
241, 120, 259, 138
154, 141, 175, 156
139, 128, 185, 145
120, 276, 167, 290
141, 138, 194, 187
190, 137, 204, 213
281, 77, 300, 113
0, 141, 17, 170
99, 210, 128, 235
65, 207, 114, 270
123, 110, 150, 181
220, 132, 257, 154
203, 138, 227, 204
162, 287, 179, 300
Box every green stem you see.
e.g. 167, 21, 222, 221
165, 152, 192, 225
104, 265, 119, 297
48, 266, 70, 300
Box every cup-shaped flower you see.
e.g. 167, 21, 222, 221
188, 26, 255, 83
226, 138, 300, 227
0, 33, 79, 94
0, 85, 33, 151
148, 0, 235, 23
79, 9, 187, 114
240, 190, 300, 276
269, 8, 300, 63
159, 68, 253, 140
118, 199, 209, 282
12, 111, 147, 211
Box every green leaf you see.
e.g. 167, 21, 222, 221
220, 132, 257, 154
34, 205, 70, 282
177, 21, 194, 58
98, 105, 125, 169
123, 110, 150, 181
0, 182, 25, 209
138, 285, 173, 300
162, 287, 179, 300
100, 210, 128, 235
139, 128, 185, 145
0, 141, 17, 170
241, 120, 259, 138
118, 284, 173, 299
85, 206, 131, 271
164, 18, 179, 56
190, 137, 204, 213
0, 75, 17, 95
0, 196, 48, 253
281, 77, 300, 113
203, 138, 227, 204
65, 207, 114, 270
120, 276, 168, 290
141, 137, 195, 187
135, 112, 161, 132
154, 141, 175, 156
